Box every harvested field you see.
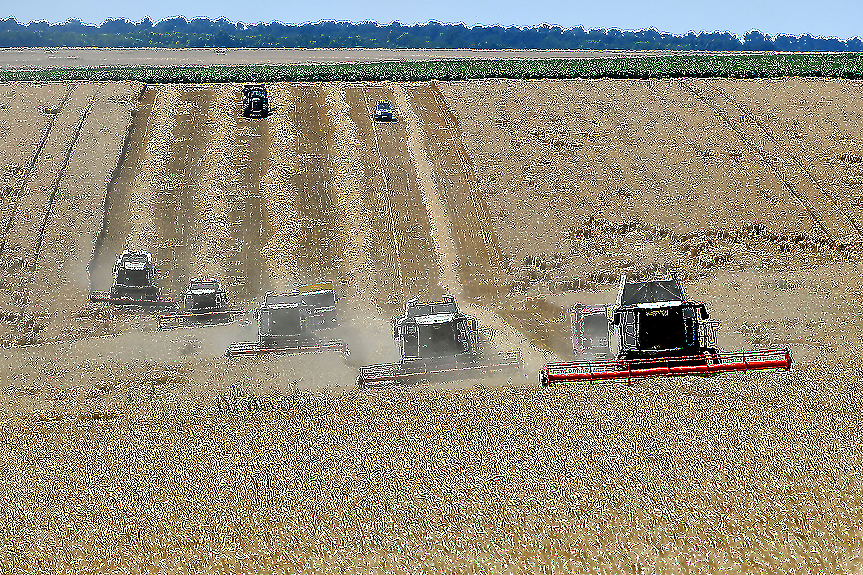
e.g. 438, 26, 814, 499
1, 77, 863, 573
344, 84, 444, 310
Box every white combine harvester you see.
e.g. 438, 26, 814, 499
90, 250, 174, 307
540, 274, 792, 384
226, 282, 347, 357
357, 296, 522, 388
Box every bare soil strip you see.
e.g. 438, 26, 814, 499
403, 82, 504, 301
90, 87, 158, 291
343, 84, 443, 310
684, 79, 862, 246
343, 85, 401, 309
0, 84, 97, 344
285, 84, 342, 287
153, 86, 216, 295
29, 83, 142, 344
323, 84, 376, 302
15, 87, 98, 342
0, 85, 69, 259
225, 87, 273, 301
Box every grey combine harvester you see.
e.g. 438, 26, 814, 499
226, 282, 346, 357
357, 296, 521, 388
89, 250, 173, 307
158, 278, 245, 329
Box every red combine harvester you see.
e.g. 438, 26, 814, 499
357, 296, 522, 388
540, 275, 792, 385
89, 251, 175, 307
226, 282, 347, 357
158, 279, 245, 329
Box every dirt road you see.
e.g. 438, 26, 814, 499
0, 48, 695, 69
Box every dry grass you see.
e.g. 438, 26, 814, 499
1, 357, 862, 573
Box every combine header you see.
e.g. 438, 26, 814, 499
226, 283, 347, 358
158, 279, 245, 329
89, 251, 174, 307
357, 296, 522, 388
540, 275, 792, 385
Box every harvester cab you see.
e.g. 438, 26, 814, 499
540, 274, 791, 385
182, 279, 227, 313
257, 292, 313, 346
357, 296, 522, 388
242, 84, 269, 118
226, 285, 347, 357
158, 278, 244, 329
613, 275, 718, 361
298, 282, 339, 328
90, 250, 172, 306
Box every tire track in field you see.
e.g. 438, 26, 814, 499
0, 84, 73, 257
31, 88, 98, 274
344, 84, 443, 310
712, 81, 863, 241
228, 89, 272, 301
91, 87, 158, 291
403, 82, 504, 300
683, 79, 862, 246
15, 88, 98, 341
286, 84, 342, 286
154, 86, 216, 295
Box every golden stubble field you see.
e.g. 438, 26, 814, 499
1, 78, 863, 573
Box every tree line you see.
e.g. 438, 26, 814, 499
1, 18, 860, 51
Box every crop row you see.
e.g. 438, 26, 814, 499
4, 54, 863, 83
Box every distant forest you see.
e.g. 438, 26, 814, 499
1, 18, 861, 51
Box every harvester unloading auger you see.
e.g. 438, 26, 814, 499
357, 296, 522, 388
158, 279, 245, 329
540, 274, 792, 385
225, 282, 347, 357
89, 251, 175, 307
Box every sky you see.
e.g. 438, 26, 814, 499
6, 0, 863, 39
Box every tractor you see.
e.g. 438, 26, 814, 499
242, 84, 269, 118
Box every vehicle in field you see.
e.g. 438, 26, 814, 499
373, 101, 395, 122
242, 84, 269, 118
158, 278, 245, 329
357, 296, 521, 388
297, 281, 339, 328
539, 274, 792, 384
570, 303, 613, 360
226, 282, 346, 357
89, 250, 173, 307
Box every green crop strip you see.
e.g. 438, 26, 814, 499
4, 53, 863, 82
